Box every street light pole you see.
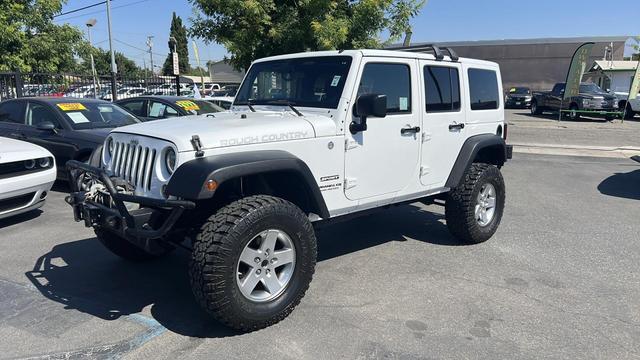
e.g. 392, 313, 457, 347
86, 18, 98, 98
146, 36, 154, 75
106, 0, 118, 101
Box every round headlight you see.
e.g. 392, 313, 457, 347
24, 159, 36, 170
165, 148, 176, 174
107, 137, 114, 156
38, 157, 51, 168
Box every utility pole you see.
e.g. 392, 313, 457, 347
86, 18, 98, 98
106, 0, 118, 101
146, 36, 154, 75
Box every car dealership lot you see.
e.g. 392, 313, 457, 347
0, 153, 639, 359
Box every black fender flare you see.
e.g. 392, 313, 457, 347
165, 150, 330, 218
445, 134, 509, 189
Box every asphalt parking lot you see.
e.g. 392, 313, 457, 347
1, 152, 639, 359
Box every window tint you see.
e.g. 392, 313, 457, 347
358, 63, 411, 113
0, 101, 24, 124
27, 103, 61, 128
120, 101, 146, 116
468, 69, 500, 111
424, 66, 460, 112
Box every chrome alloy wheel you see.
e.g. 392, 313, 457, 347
475, 183, 497, 227
236, 229, 296, 302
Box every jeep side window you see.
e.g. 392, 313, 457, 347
424, 66, 460, 112
357, 63, 411, 114
468, 68, 499, 111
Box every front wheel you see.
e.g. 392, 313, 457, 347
531, 100, 542, 115
189, 195, 317, 331
567, 104, 580, 120
445, 163, 506, 244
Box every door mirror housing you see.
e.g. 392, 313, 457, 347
350, 94, 387, 134
36, 121, 57, 131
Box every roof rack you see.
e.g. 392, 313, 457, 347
403, 44, 459, 62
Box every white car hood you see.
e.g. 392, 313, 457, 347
113, 110, 337, 152
0, 137, 53, 163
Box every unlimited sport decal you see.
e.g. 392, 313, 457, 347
319, 175, 341, 192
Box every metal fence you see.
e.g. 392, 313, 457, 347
0, 71, 185, 102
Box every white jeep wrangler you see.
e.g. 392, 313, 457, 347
67, 47, 512, 331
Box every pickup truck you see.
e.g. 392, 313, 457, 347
531, 82, 618, 120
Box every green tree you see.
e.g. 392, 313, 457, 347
162, 12, 190, 75
0, 0, 89, 72
189, 0, 425, 70
79, 48, 145, 77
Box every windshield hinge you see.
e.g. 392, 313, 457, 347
190, 135, 205, 157
344, 177, 358, 190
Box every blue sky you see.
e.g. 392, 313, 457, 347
57, 0, 639, 69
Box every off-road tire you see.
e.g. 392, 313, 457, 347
445, 163, 505, 244
189, 195, 317, 332
531, 100, 543, 115
96, 229, 169, 261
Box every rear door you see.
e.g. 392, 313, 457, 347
344, 58, 421, 200
419, 60, 467, 187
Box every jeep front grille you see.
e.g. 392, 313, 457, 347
110, 141, 156, 191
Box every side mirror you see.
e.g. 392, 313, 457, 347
36, 121, 56, 131
350, 94, 387, 134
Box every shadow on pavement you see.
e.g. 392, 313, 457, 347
0, 209, 43, 230
515, 111, 612, 123
598, 169, 640, 200
25, 204, 465, 338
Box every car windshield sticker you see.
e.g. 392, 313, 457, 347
509, 88, 517, 93
399, 97, 408, 111
66, 112, 90, 124
176, 100, 200, 111
57, 103, 87, 111
149, 102, 165, 117
98, 105, 114, 113
330, 75, 341, 87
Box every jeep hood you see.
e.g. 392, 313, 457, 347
112, 110, 337, 152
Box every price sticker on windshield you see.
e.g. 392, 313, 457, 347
176, 100, 200, 111
330, 75, 341, 87
509, 88, 517, 93
57, 103, 87, 111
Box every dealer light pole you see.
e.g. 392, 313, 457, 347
106, 0, 118, 101
86, 18, 98, 98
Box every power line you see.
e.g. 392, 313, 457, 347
54, 1, 107, 18
54, 0, 150, 22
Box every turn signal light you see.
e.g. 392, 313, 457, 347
205, 180, 218, 192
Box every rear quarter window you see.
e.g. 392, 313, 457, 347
468, 68, 499, 111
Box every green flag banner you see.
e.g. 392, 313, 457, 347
629, 61, 640, 101
564, 42, 595, 100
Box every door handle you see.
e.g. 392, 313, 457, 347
448, 123, 465, 131
401, 126, 421, 135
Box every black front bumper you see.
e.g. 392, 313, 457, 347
65, 161, 195, 248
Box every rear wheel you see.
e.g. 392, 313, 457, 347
189, 195, 316, 331
445, 163, 506, 244
567, 104, 580, 121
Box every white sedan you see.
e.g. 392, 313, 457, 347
0, 137, 56, 220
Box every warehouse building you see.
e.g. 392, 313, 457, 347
390, 36, 630, 91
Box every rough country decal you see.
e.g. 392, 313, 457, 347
220, 131, 308, 147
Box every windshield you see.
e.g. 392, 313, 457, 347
509, 87, 530, 95
235, 56, 353, 109
580, 83, 606, 94
56, 102, 139, 129
175, 100, 225, 115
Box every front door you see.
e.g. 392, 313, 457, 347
344, 58, 421, 200
419, 61, 467, 187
